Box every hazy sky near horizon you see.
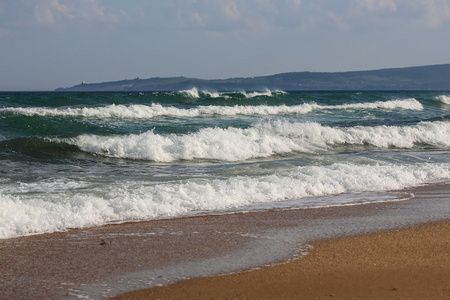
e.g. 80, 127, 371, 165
1, 0, 450, 90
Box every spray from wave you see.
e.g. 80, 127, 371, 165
178, 88, 286, 99
436, 95, 450, 104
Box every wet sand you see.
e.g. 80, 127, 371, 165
114, 220, 450, 300
1, 182, 450, 299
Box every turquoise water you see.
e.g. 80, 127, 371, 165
1, 89, 450, 239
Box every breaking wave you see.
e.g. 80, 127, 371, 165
1, 98, 423, 119
66, 120, 450, 162
436, 95, 450, 104
1, 162, 449, 239
178, 88, 286, 98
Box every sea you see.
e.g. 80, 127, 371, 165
1, 89, 450, 240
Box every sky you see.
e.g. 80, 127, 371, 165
1, 0, 450, 91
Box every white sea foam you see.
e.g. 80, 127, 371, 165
67, 120, 450, 162
203, 90, 223, 98
179, 87, 201, 98
1, 162, 449, 239
241, 89, 287, 98
180, 88, 286, 98
5, 179, 90, 194
436, 95, 450, 104
1, 98, 423, 119
329, 98, 423, 110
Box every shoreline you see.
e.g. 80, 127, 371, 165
1, 182, 450, 299
113, 220, 450, 299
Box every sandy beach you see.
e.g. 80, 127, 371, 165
114, 220, 450, 300
1, 182, 450, 299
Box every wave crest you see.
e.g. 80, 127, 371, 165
2, 162, 449, 239
177, 88, 286, 99
66, 120, 450, 162
436, 95, 450, 104
1, 98, 423, 119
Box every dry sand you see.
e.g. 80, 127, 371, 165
113, 220, 450, 300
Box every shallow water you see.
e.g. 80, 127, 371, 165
75, 182, 450, 299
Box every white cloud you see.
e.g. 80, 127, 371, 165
327, 12, 351, 31
420, 0, 450, 28
290, 0, 302, 9
0, 0, 134, 38
353, 0, 450, 29
154, 0, 305, 34
223, 0, 240, 19
357, 0, 397, 12
32, 0, 119, 26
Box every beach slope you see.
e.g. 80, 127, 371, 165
114, 221, 450, 299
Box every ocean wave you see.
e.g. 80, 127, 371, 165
1, 98, 423, 119
330, 98, 423, 110
1, 162, 449, 239
178, 87, 201, 98
177, 87, 286, 99
241, 89, 287, 98
66, 120, 450, 162
435, 95, 450, 104
0, 136, 86, 159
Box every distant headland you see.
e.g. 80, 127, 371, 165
56, 64, 450, 92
